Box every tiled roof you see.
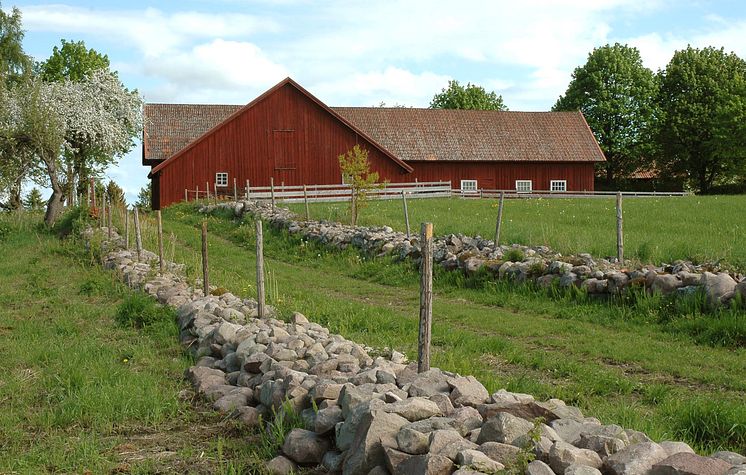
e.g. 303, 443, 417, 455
143, 104, 606, 164
333, 108, 605, 163
143, 103, 241, 162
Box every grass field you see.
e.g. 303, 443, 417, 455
0, 212, 260, 473
286, 195, 746, 270
149, 203, 746, 454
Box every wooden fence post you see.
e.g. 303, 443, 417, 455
351, 191, 357, 225
124, 207, 130, 249
157, 210, 164, 273
303, 185, 310, 221
233, 178, 238, 202
196, 185, 199, 201
201, 221, 209, 297
255, 218, 265, 318
270, 177, 276, 209
402, 190, 411, 239
213, 181, 218, 205
616, 192, 624, 263
495, 191, 505, 247
246, 179, 250, 200
100, 196, 105, 227
418, 222, 433, 373
133, 207, 142, 261
107, 199, 112, 240
206, 182, 210, 201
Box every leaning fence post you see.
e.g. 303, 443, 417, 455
133, 207, 143, 261
270, 177, 276, 209
303, 185, 311, 221
157, 209, 164, 273
255, 218, 266, 318
495, 191, 505, 247
201, 221, 209, 297
418, 222, 433, 373
402, 190, 411, 239
616, 192, 624, 263
124, 207, 130, 249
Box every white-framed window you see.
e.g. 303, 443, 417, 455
460, 179, 478, 193
215, 172, 228, 187
515, 180, 532, 193
550, 180, 567, 192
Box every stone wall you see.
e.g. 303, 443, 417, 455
211, 200, 746, 309
87, 225, 746, 475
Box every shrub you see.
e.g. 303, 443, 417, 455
504, 248, 525, 262
115, 293, 174, 328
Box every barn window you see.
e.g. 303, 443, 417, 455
216, 172, 228, 187
550, 180, 567, 192
460, 180, 478, 193
515, 180, 532, 193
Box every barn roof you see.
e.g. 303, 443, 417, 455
143, 80, 605, 170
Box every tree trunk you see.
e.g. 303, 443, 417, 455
43, 155, 66, 226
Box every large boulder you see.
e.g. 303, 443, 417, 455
448, 376, 490, 407
184, 366, 225, 393
651, 453, 732, 475
605, 442, 669, 475
477, 411, 534, 445
428, 429, 478, 461
282, 428, 330, 464
701, 272, 737, 304
384, 397, 443, 422
526, 460, 556, 475
548, 440, 603, 474
342, 409, 409, 475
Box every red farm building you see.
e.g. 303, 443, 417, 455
143, 77, 605, 209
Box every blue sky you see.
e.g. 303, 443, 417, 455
10, 0, 746, 203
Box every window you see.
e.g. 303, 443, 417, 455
550, 180, 567, 192
515, 180, 532, 193
215, 172, 228, 187
460, 179, 478, 193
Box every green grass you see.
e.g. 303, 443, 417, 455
287, 195, 746, 269
152, 202, 746, 454
0, 212, 264, 473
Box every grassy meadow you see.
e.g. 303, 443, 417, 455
0, 212, 261, 473
287, 195, 746, 270
148, 203, 745, 454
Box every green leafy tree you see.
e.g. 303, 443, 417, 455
23, 187, 44, 211
338, 145, 381, 225
0, 3, 31, 84
553, 43, 659, 184
430, 80, 507, 110
135, 182, 151, 209
105, 180, 125, 205
39, 39, 110, 82
657, 46, 746, 193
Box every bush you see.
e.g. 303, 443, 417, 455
115, 293, 174, 329
504, 248, 525, 262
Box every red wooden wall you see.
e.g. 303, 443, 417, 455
154, 83, 409, 208
408, 161, 596, 191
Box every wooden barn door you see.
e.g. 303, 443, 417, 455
272, 129, 298, 186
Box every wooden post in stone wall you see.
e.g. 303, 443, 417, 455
255, 218, 266, 318
107, 199, 112, 240
234, 178, 238, 202
124, 208, 130, 249
213, 181, 218, 205
133, 207, 143, 261
157, 210, 164, 273
270, 177, 276, 209
495, 191, 505, 247
418, 222, 433, 373
402, 190, 411, 239
202, 221, 209, 297
206, 182, 210, 201
246, 180, 250, 200
616, 192, 624, 263
196, 185, 199, 201
303, 185, 310, 221
185, 189, 188, 202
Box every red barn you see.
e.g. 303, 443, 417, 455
144, 77, 605, 209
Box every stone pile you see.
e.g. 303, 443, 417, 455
210, 201, 746, 308
86, 225, 746, 474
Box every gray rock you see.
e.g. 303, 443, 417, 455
395, 453, 455, 475
565, 464, 603, 475
651, 453, 733, 475
384, 446, 411, 474
725, 466, 746, 475
282, 428, 330, 464
477, 411, 534, 445
429, 429, 478, 461
448, 376, 490, 407
712, 452, 746, 466
184, 366, 225, 393
322, 450, 345, 473
429, 393, 455, 415
701, 272, 737, 304
311, 381, 344, 402
527, 460, 556, 475
404, 416, 467, 436
384, 397, 443, 422
652, 274, 683, 295
342, 409, 409, 475
605, 442, 669, 475
549, 441, 603, 474
212, 390, 250, 414
549, 419, 602, 445
478, 441, 521, 464
659, 441, 695, 457
576, 433, 627, 457
457, 449, 505, 473
451, 406, 483, 432
397, 427, 430, 455
266, 455, 297, 475
408, 369, 451, 397
315, 405, 344, 435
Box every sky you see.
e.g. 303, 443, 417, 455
10, 0, 746, 203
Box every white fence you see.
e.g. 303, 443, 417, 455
459, 189, 689, 199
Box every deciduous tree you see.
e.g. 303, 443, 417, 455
657, 46, 746, 193
553, 43, 659, 185
338, 145, 381, 225
430, 80, 507, 110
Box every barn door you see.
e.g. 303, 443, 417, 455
272, 130, 297, 185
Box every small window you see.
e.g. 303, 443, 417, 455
215, 172, 228, 187
550, 180, 567, 192
460, 179, 478, 193
515, 180, 532, 193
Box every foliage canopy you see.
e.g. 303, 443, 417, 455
430, 80, 507, 111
